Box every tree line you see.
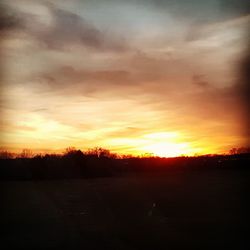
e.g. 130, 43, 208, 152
0, 146, 250, 159
0, 146, 249, 181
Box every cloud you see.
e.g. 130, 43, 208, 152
237, 51, 250, 104
105, 127, 145, 138
192, 74, 209, 87
0, 3, 23, 32
37, 3, 127, 51
185, 14, 250, 43
34, 66, 133, 96
234, 50, 250, 139
1, 2, 127, 52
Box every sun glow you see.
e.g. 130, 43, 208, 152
137, 132, 196, 157
142, 142, 192, 157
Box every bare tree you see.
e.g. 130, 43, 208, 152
229, 147, 250, 155
0, 150, 15, 159
20, 149, 33, 158
86, 147, 113, 158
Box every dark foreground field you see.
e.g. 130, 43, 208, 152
1, 169, 249, 249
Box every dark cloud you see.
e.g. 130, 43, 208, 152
35, 66, 133, 95
1, 2, 127, 52
192, 74, 209, 87
150, 0, 250, 20
36, 3, 127, 51
236, 50, 250, 139
219, 0, 250, 17
33, 55, 190, 97
47, 66, 130, 84
0, 3, 22, 32
0, 3, 21, 74
238, 51, 250, 107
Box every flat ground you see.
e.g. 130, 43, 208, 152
0, 169, 249, 249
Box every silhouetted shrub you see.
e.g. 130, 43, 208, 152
0, 148, 249, 180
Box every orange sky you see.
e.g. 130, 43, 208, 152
0, 0, 249, 157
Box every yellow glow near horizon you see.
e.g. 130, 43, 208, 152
0, 124, 237, 156
141, 142, 194, 157
103, 132, 198, 157
1, 115, 243, 156
136, 132, 195, 157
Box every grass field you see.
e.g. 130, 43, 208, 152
1, 169, 249, 249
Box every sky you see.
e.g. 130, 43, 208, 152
0, 0, 249, 156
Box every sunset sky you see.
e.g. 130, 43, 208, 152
0, 0, 249, 156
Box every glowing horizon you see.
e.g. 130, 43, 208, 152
0, 128, 245, 157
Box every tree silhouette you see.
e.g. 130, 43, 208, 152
20, 149, 33, 158
229, 147, 250, 155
